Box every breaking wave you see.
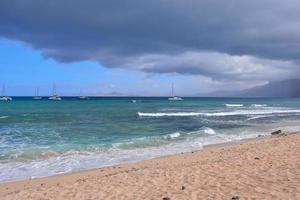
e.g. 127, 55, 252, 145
138, 112, 203, 117
224, 104, 244, 107
138, 109, 300, 117
164, 132, 181, 139
202, 127, 216, 135
251, 104, 267, 107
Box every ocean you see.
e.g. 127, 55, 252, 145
1, 97, 300, 182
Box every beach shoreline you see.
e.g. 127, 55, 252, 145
1, 131, 299, 199
0, 132, 264, 184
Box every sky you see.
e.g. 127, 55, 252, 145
0, 0, 300, 96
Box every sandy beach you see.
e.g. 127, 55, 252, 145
1, 132, 299, 199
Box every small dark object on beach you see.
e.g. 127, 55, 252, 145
232, 196, 240, 200
255, 157, 260, 160
271, 130, 282, 135
181, 186, 185, 190
162, 197, 171, 200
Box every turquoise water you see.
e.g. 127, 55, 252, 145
1, 97, 300, 181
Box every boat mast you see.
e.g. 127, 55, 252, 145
1, 84, 6, 97
52, 84, 57, 96
35, 87, 39, 97
171, 83, 174, 97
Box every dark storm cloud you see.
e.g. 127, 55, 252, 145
0, 0, 300, 81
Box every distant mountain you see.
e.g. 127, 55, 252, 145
205, 79, 300, 98
237, 79, 300, 97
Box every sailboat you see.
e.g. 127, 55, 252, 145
168, 83, 183, 101
79, 89, 89, 100
33, 87, 42, 100
48, 84, 62, 101
0, 84, 12, 101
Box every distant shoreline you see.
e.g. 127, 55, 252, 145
2, 96, 298, 99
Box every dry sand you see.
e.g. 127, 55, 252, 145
1, 133, 300, 199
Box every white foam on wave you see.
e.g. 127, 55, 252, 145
184, 127, 216, 136
138, 109, 300, 117
0, 116, 8, 119
251, 104, 267, 107
164, 132, 181, 139
138, 112, 203, 117
224, 104, 244, 107
203, 127, 216, 135
247, 115, 269, 121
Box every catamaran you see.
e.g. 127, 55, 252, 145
0, 84, 12, 101
79, 96, 89, 100
168, 83, 183, 101
33, 87, 42, 100
48, 84, 62, 101
79, 89, 89, 100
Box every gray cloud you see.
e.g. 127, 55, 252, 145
113, 51, 300, 81
1, 0, 300, 83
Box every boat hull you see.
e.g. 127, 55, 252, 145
168, 97, 183, 101
48, 96, 62, 101
0, 97, 12, 101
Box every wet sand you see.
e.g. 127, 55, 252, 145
1, 132, 300, 199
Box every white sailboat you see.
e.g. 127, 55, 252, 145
168, 83, 183, 101
33, 87, 42, 100
0, 84, 12, 101
79, 89, 89, 100
48, 84, 62, 101
79, 96, 89, 100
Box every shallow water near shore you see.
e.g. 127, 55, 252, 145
1, 97, 300, 182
